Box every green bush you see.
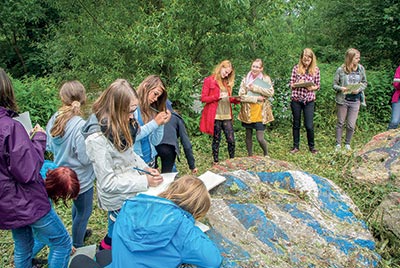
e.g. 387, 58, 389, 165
12, 76, 60, 127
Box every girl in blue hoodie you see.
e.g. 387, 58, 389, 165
70, 175, 222, 268
46, 80, 95, 249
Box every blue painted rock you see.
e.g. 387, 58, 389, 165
204, 167, 380, 267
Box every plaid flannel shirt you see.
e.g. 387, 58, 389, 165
290, 64, 320, 103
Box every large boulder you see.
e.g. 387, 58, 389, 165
370, 192, 400, 239
204, 157, 380, 267
352, 129, 400, 186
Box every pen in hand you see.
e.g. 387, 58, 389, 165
133, 167, 155, 176
150, 106, 160, 113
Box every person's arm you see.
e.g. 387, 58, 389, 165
148, 124, 164, 146
181, 227, 222, 268
74, 119, 92, 166
333, 67, 344, 92
176, 116, 196, 170
251, 75, 275, 96
201, 77, 220, 103
239, 78, 260, 103
8, 122, 46, 184
85, 134, 149, 194
308, 67, 320, 92
289, 65, 298, 89
357, 64, 368, 93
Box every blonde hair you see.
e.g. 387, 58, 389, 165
212, 60, 235, 95
137, 75, 167, 124
343, 48, 360, 74
50, 80, 86, 137
159, 175, 211, 220
92, 79, 138, 152
298, 48, 317, 76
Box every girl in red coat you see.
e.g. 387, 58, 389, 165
200, 60, 240, 165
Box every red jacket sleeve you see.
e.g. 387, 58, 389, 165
201, 77, 220, 104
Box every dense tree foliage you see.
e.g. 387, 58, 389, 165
0, 0, 398, 125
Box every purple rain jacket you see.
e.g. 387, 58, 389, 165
0, 107, 50, 230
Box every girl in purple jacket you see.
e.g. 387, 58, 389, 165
0, 68, 71, 268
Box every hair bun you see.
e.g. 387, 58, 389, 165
71, 101, 81, 108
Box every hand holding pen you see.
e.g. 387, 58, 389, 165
29, 124, 45, 139
133, 167, 163, 187
153, 108, 171, 125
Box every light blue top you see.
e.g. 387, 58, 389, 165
109, 194, 222, 268
46, 113, 95, 194
133, 108, 164, 163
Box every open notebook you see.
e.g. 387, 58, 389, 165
13, 111, 33, 133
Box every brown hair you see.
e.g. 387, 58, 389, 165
212, 60, 235, 95
159, 175, 211, 220
92, 79, 138, 152
50, 80, 86, 137
0, 68, 18, 111
136, 75, 167, 124
297, 48, 317, 76
343, 48, 360, 74
45, 166, 80, 206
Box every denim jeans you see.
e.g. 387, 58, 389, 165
336, 100, 360, 145
388, 101, 400, 129
72, 187, 94, 248
291, 100, 315, 149
12, 208, 71, 268
107, 210, 120, 238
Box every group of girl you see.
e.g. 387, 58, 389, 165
200, 47, 370, 163
0, 70, 220, 268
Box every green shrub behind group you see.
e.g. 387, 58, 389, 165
12, 76, 60, 127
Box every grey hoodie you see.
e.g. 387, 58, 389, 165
82, 114, 149, 211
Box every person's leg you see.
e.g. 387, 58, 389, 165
303, 101, 315, 150
388, 101, 400, 129
156, 144, 177, 173
12, 226, 34, 268
100, 210, 119, 251
245, 128, 253, 156
335, 103, 348, 146
72, 187, 94, 248
222, 120, 235, 158
255, 130, 268, 156
69, 254, 102, 268
344, 101, 361, 145
32, 208, 71, 268
95, 250, 112, 267
290, 101, 302, 149
212, 120, 223, 163
32, 238, 46, 259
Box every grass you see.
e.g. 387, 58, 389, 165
0, 121, 399, 268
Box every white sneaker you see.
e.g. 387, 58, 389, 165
335, 144, 341, 151
345, 144, 351, 150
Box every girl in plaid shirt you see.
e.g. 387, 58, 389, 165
289, 48, 320, 154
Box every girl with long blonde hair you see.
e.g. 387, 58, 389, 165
46, 80, 95, 249
289, 48, 320, 154
333, 48, 367, 150
82, 78, 163, 251
200, 60, 240, 164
